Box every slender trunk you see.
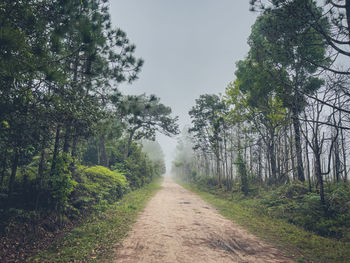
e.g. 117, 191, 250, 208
35, 148, 46, 211
71, 135, 78, 158
126, 130, 135, 158
303, 118, 312, 191
341, 128, 347, 183
277, 135, 281, 182
292, 107, 305, 182
216, 152, 221, 188
258, 140, 262, 184
50, 123, 61, 176
38, 148, 46, 183
249, 144, 253, 174
289, 125, 296, 180
269, 130, 277, 184
334, 135, 340, 182
63, 123, 71, 153
266, 147, 271, 181
284, 127, 289, 182
0, 155, 7, 188
270, 142, 277, 184
312, 130, 326, 210
99, 135, 108, 166
314, 144, 326, 207
8, 149, 19, 199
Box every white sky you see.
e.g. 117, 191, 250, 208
109, 0, 257, 171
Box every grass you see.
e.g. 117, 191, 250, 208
178, 181, 350, 263
29, 177, 163, 263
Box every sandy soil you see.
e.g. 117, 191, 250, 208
112, 178, 294, 263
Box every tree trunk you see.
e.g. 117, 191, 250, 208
258, 139, 262, 184
304, 120, 312, 192
38, 148, 46, 183
313, 134, 326, 209
0, 155, 7, 188
71, 135, 78, 158
268, 130, 277, 184
216, 152, 222, 188
284, 127, 289, 182
8, 149, 19, 199
63, 123, 71, 153
99, 135, 108, 167
289, 124, 296, 180
50, 123, 61, 177
334, 135, 340, 182
292, 108, 305, 182
341, 127, 347, 183
35, 148, 46, 211
126, 130, 135, 158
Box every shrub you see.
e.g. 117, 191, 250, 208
43, 154, 77, 211
72, 165, 129, 209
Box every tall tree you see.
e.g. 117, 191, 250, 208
247, 2, 328, 182
189, 94, 227, 187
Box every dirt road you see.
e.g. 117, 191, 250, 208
113, 178, 294, 263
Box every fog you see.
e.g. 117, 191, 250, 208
109, 0, 257, 171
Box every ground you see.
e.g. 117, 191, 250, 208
112, 178, 294, 263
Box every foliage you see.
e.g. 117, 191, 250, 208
73, 165, 129, 208
45, 154, 77, 210
180, 181, 350, 263
235, 152, 249, 196
30, 178, 162, 262
112, 93, 179, 156
257, 183, 350, 240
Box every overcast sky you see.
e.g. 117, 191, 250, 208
109, 0, 257, 171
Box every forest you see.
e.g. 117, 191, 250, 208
2, 0, 350, 262
0, 0, 178, 261
172, 0, 350, 245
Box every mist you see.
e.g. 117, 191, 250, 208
109, 0, 257, 171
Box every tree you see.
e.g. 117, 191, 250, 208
141, 140, 166, 175
0, 0, 144, 200
229, 60, 288, 184
189, 94, 227, 187
247, 3, 328, 182
250, 0, 349, 75
113, 94, 179, 157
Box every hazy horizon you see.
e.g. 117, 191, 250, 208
109, 0, 257, 171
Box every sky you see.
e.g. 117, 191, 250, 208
109, 0, 257, 171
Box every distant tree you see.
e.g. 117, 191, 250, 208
229, 60, 287, 184
113, 94, 179, 157
141, 140, 166, 174
189, 94, 227, 187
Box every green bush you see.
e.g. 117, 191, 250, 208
72, 165, 129, 209
257, 182, 350, 240
45, 154, 77, 210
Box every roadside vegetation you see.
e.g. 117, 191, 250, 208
177, 179, 350, 263
173, 1, 350, 262
30, 177, 162, 263
0, 1, 177, 262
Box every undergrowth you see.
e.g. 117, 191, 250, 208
30, 177, 163, 262
179, 178, 350, 263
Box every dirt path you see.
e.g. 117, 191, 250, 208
113, 178, 294, 263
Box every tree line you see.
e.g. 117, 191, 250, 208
0, 0, 178, 217
173, 0, 350, 212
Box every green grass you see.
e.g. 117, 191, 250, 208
29, 177, 163, 263
179, 182, 350, 263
